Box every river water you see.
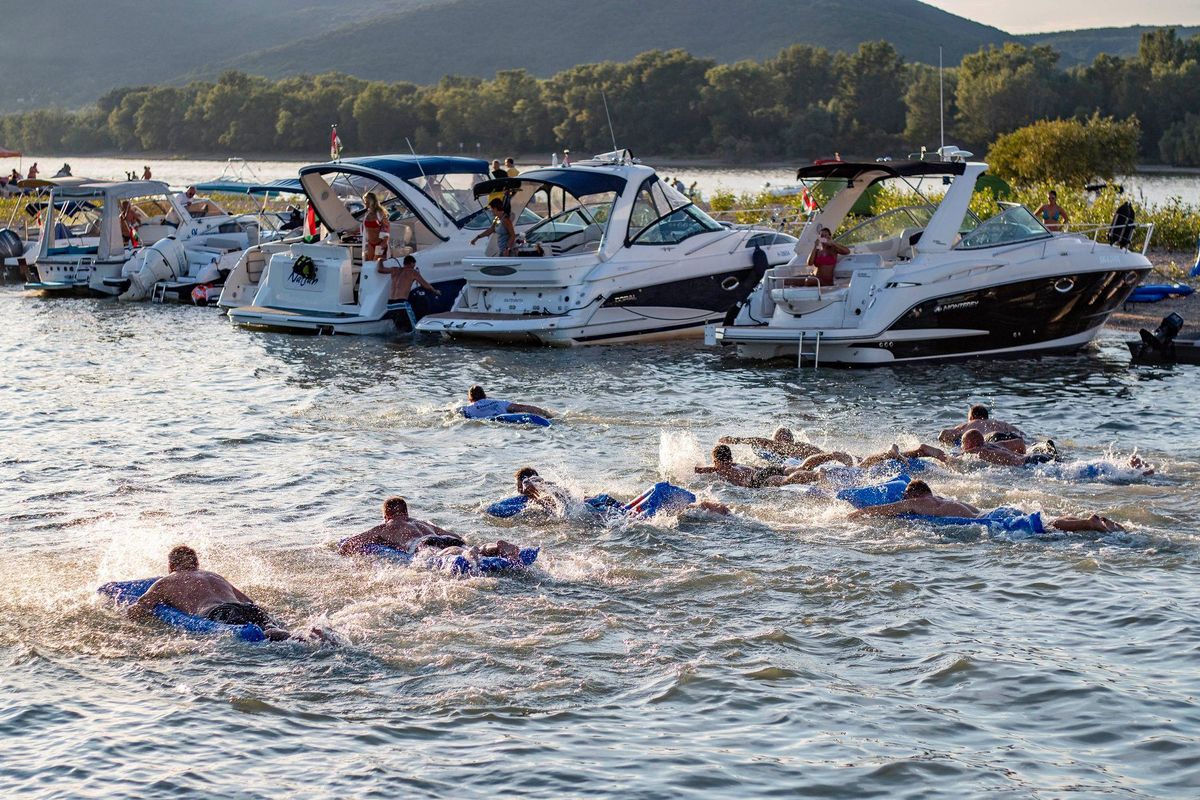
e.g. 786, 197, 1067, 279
14, 154, 1200, 208
1, 288, 1198, 798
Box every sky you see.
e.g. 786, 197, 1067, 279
924, 0, 1200, 34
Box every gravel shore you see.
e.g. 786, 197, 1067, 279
1106, 250, 1199, 334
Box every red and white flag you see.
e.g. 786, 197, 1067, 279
800, 187, 817, 212
330, 125, 343, 160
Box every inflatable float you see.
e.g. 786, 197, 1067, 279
97, 578, 267, 642
460, 408, 552, 427
841, 475, 1046, 534
486, 481, 696, 519
1125, 283, 1194, 304
344, 541, 539, 575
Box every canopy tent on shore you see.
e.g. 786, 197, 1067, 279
0, 147, 21, 158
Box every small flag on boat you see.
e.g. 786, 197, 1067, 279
800, 187, 817, 212
304, 203, 318, 242
330, 125, 343, 160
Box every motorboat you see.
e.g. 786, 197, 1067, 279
710, 151, 1153, 365
1, 176, 95, 282
415, 150, 798, 345
228, 155, 516, 334
22, 180, 187, 295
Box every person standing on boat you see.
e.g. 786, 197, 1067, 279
471, 198, 517, 256
26, 163, 38, 180
1035, 190, 1069, 232
142, 166, 152, 180
504, 158, 520, 177
361, 192, 390, 263
806, 226, 849, 286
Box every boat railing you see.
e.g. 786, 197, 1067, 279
709, 206, 811, 233
1054, 222, 1156, 255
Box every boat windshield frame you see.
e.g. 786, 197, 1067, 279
954, 204, 1053, 251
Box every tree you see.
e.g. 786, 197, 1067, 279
1159, 113, 1200, 166
904, 64, 957, 150
986, 114, 1140, 186
834, 41, 907, 141
956, 44, 1066, 149
702, 60, 783, 156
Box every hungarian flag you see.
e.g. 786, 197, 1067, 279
330, 125, 343, 160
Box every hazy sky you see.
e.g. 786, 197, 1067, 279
925, 0, 1200, 34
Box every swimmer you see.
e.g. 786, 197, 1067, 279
128, 545, 293, 641
461, 385, 555, 420
847, 479, 1126, 532
339, 496, 520, 560
718, 427, 827, 461
516, 466, 730, 515
696, 444, 941, 488
938, 404, 1028, 450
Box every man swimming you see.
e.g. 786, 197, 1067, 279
847, 479, 1126, 532
927, 430, 1152, 474
516, 466, 730, 515
128, 545, 292, 641
340, 496, 520, 560
696, 444, 940, 488
718, 428, 827, 461
938, 404, 1028, 451
461, 385, 555, 420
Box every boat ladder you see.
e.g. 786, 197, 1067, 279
797, 330, 822, 369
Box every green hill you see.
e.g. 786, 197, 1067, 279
1023, 25, 1200, 65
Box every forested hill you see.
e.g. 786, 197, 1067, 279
211, 0, 1007, 85
1021, 25, 1200, 65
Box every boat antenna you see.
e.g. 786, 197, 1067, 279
405, 137, 429, 185
938, 46, 945, 154
601, 90, 619, 157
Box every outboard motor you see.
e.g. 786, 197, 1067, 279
1108, 201, 1135, 249
1138, 312, 1184, 357
0, 228, 23, 259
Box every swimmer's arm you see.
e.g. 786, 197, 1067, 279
694, 465, 718, 474
718, 436, 773, 448
506, 402, 554, 418
413, 269, 440, 295
847, 500, 916, 519
938, 424, 965, 444
903, 443, 952, 463
128, 581, 166, 620
375, 260, 397, 275
338, 530, 379, 555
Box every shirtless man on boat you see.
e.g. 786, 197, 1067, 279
128, 545, 293, 641
847, 479, 1126, 532
515, 466, 729, 515
339, 496, 521, 560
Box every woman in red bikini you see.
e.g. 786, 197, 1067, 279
806, 226, 850, 286
361, 192, 390, 262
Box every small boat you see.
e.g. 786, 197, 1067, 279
228, 154, 504, 334
416, 149, 797, 345
711, 148, 1153, 365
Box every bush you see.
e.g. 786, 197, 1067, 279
986, 114, 1140, 187
1159, 113, 1200, 166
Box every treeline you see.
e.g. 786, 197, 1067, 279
4, 28, 1200, 166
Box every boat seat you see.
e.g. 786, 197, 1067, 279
834, 252, 885, 278
896, 228, 924, 260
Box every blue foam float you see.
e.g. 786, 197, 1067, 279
841, 476, 1047, 534
98, 578, 267, 642
486, 481, 696, 519
1126, 283, 1194, 303
491, 413, 552, 427
353, 542, 539, 575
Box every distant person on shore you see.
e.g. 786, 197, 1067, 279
490, 160, 507, 180
471, 198, 517, 256
9, 168, 19, 185
673, 177, 687, 194
128, 545, 293, 640
847, 478, 1126, 532
361, 191, 390, 263
688, 181, 698, 200
26, 163, 38, 180
339, 496, 521, 560
461, 385, 554, 420
938, 404, 1027, 451
504, 158, 519, 177
53, 163, 71, 178
806, 226, 850, 286
142, 166, 152, 180
1036, 190, 1069, 232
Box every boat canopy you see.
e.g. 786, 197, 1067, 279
473, 169, 627, 200
54, 180, 172, 200
310, 155, 489, 182
246, 178, 305, 196
796, 160, 967, 184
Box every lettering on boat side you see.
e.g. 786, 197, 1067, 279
934, 300, 978, 313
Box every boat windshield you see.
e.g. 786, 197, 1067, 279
523, 186, 619, 246
627, 177, 722, 245
317, 170, 420, 227
956, 205, 1052, 250
837, 206, 934, 247
408, 171, 488, 223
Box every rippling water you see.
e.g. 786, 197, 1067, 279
1, 288, 1198, 798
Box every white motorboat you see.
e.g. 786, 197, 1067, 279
415, 150, 797, 345
22, 180, 187, 295
711, 152, 1153, 365
227, 155, 514, 334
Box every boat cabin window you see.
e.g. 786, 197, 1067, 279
956, 205, 1051, 250
628, 177, 721, 246
462, 205, 541, 230
44, 199, 102, 243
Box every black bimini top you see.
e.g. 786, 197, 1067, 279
473, 168, 627, 199
796, 160, 967, 181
